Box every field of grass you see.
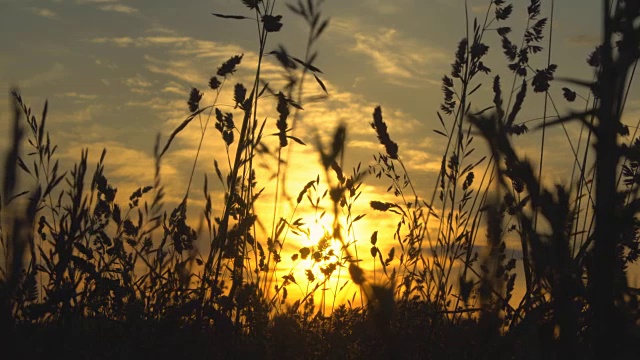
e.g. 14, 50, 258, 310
2, 0, 640, 359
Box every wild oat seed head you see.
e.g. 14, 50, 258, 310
187, 87, 203, 113
262, 15, 283, 32
371, 106, 399, 160
209, 76, 221, 90
217, 54, 244, 77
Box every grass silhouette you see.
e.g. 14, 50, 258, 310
2, 0, 640, 359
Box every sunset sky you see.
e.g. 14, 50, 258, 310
2, 0, 639, 304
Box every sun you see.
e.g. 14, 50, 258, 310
283, 218, 361, 309
299, 219, 344, 275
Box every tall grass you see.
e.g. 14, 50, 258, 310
2, 0, 640, 359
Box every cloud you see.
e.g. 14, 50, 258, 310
90, 36, 248, 62
21, 63, 67, 88
161, 81, 186, 96
93, 57, 119, 70
125, 96, 182, 112
58, 92, 99, 101
98, 4, 138, 14
27, 7, 60, 19
400, 148, 442, 173
353, 29, 414, 78
59, 140, 179, 204
123, 74, 154, 94
330, 17, 448, 87
146, 27, 179, 36
347, 140, 382, 151
90, 35, 242, 89
76, 0, 138, 15
54, 103, 104, 124
88, 29, 434, 212
89, 30, 429, 174
90, 35, 283, 84
92, 36, 196, 48
91, 36, 136, 47
144, 56, 204, 86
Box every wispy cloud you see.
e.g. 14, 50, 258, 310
330, 17, 448, 87
123, 74, 154, 94
92, 36, 194, 48
401, 148, 442, 173
91, 35, 275, 84
89, 30, 433, 206
90, 30, 427, 158
125, 97, 182, 112
58, 92, 99, 101
55, 103, 104, 124
161, 81, 186, 96
146, 27, 179, 36
98, 4, 138, 14
143, 55, 205, 86
76, 0, 138, 15
90, 36, 245, 59
59, 140, 180, 204
27, 7, 60, 20
91, 36, 136, 47
21, 63, 67, 88
92, 57, 119, 70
